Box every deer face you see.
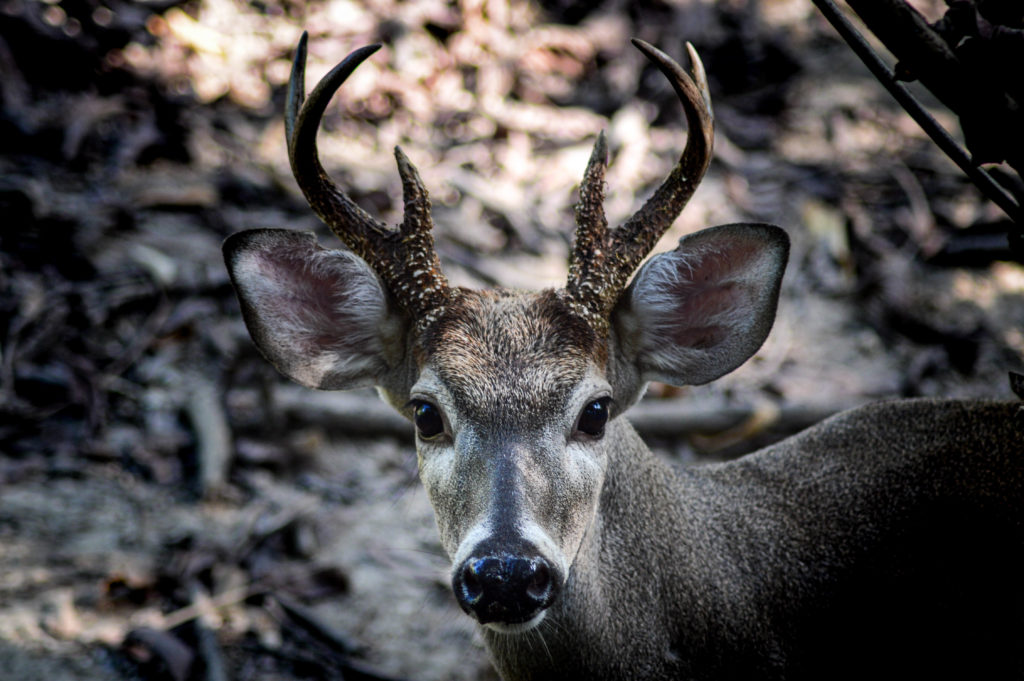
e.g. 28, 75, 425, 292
410, 291, 609, 630
225, 220, 788, 631
224, 34, 788, 635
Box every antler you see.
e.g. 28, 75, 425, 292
566, 39, 714, 336
286, 33, 450, 328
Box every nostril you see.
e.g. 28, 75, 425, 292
461, 559, 484, 604
525, 560, 551, 602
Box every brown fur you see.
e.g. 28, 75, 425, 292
418, 289, 602, 425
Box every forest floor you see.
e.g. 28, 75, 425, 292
1, 0, 1022, 679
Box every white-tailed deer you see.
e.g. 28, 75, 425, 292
224, 34, 1023, 680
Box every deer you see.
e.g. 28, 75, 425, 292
223, 34, 1023, 680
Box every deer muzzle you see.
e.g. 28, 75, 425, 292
453, 539, 562, 628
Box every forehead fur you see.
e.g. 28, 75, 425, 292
419, 289, 603, 425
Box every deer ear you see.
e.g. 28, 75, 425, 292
223, 229, 407, 390
612, 223, 789, 387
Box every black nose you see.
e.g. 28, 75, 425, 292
453, 554, 559, 624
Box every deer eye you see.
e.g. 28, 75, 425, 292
411, 400, 445, 439
576, 397, 611, 438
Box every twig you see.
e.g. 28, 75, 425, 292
846, 0, 1024, 171
274, 593, 415, 681
811, 0, 1024, 226
271, 593, 362, 657
188, 581, 230, 681
156, 583, 261, 631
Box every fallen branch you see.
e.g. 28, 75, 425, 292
264, 385, 850, 442
185, 367, 234, 497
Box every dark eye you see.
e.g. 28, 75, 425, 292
576, 397, 610, 437
412, 401, 445, 439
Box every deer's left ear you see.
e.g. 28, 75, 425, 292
611, 223, 789, 390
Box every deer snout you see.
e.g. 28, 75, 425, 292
453, 552, 561, 627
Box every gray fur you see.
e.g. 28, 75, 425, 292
482, 401, 1022, 680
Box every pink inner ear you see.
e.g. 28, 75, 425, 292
670, 323, 728, 349
667, 282, 741, 350
630, 224, 787, 384
657, 243, 759, 350
248, 244, 374, 357
673, 281, 741, 322
692, 239, 761, 282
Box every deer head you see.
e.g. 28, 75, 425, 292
224, 34, 788, 632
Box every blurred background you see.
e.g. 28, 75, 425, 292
1, 0, 1022, 679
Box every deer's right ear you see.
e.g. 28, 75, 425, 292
223, 229, 407, 391
611, 223, 789, 392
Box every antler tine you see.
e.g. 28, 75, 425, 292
566, 39, 714, 336
615, 40, 713, 260
566, 131, 610, 328
390, 145, 449, 318
286, 33, 450, 325
287, 34, 386, 250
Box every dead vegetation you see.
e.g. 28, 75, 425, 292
1, 0, 1022, 679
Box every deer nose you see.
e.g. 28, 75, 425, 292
453, 554, 558, 625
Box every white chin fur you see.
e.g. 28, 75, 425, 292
483, 611, 546, 634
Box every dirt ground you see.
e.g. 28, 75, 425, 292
1, 0, 1022, 680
